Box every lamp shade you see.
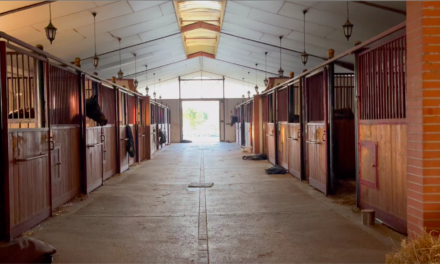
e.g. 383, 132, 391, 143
45, 22, 57, 44
145, 87, 149, 95
93, 53, 99, 68
301, 51, 308, 66
278, 68, 284, 77
133, 78, 138, 88
264, 78, 268, 86
117, 69, 124, 79
343, 20, 354, 41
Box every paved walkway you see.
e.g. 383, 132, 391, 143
32, 143, 402, 263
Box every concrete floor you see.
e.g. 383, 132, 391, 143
30, 142, 403, 263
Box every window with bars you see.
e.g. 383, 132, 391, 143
288, 83, 301, 123
358, 35, 406, 120
334, 73, 355, 119
306, 72, 325, 122
7, 52, 38, 128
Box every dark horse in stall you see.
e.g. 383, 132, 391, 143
86, 94, 107, 126
8, 94, 107, 126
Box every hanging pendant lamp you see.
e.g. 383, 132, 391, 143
254, 63, 259, 95
153, 73, 156, 100
117, 38, 124, 79
343, 1, 354, 41
278, 36, 284, 77
92, 12, 99, 68
301, 10, 309, 66
145, 65, 149, 95
158, 80, 161, 101
45, 3, 57, 44
133, 54, 138, 88
264, 52, 268, 87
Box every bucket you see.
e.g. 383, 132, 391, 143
361, 209, 375, 226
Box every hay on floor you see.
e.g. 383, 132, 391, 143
386, 229, 440, 264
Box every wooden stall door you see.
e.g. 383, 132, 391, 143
288, 124, 301, 179
305, 71, 328, 195
86, 128, 103, 193
278, 123, 289, 169
120, 126, 129, 172
103, 125, 116, 180
138, 124, 145, 162
306, 124, 327, 193
8, 130, 51, 238
128, 124, 136, 165
150, 123, 156, 156
266, 123, 276, 165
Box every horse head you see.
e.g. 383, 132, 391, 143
86, 94, 107, 126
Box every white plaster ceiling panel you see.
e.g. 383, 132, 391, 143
6, 27, 42, 43
75, 4, 160, 38
28, 30, 85, 50
160, 1, 175, 16
285, 31, 352, 53
315, 2, 404, 28
259, 34, 328, 59
222, 22, 264, 40
0, 5, 51, 31
247, 8, 334, 37
0, 1, 42, 13
138, 23, 180, 42
224, 1, 251, 17
224, 13, 292, 37
239, 1, 285, 14
93, 1, 119, 7
32, 11, 95, 36
110, 13, 177, 39
128, 1, 167, 12
286, 1, 320, 7
369, 1, 406, 11
45, 31, 113, 54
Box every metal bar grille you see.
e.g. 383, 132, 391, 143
358, 35, 406, 120
7, 52, 36, 124
306, 72, 325, 122
49, 64, 79, 125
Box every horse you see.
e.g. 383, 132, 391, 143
86, 94, 107, 126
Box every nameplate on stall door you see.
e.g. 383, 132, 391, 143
188, 182, 214, 188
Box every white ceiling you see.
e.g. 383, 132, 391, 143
0, 1, 406, 93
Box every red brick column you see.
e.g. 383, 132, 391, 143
407, 1, 440, 238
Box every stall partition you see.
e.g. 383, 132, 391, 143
287, 81, 302, 179
305, 70, 328, 194
357, 34, 407, 233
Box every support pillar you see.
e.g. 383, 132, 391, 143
253, 94, 261, 154
407, 1, 440, 237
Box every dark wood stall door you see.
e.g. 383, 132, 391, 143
9, 130, 51, 238
5, 49, 52, 238
357, 35, 407, 234
85, 79, 104, 193
138, 98, 146, 162
305, 71, 328, 195
287, 83, 302, 179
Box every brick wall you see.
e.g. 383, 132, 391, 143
407, 1, 440, 238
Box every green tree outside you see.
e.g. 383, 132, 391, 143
183, 108, 208, 130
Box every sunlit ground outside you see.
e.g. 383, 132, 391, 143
182, 101, 219, 143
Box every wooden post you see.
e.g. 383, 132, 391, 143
75, 57, 88, 194
145, 96, 151, 160
135, 95, 139, 163
327, 63, 336, 194
113, 77, 121, 173
253, 94, 261, 154
0, 41, 10, 241
46, 52, 53, 216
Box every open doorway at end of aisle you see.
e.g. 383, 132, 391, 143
182, 100, 219, 143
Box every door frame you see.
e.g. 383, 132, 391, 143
180, 98, 224, 142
